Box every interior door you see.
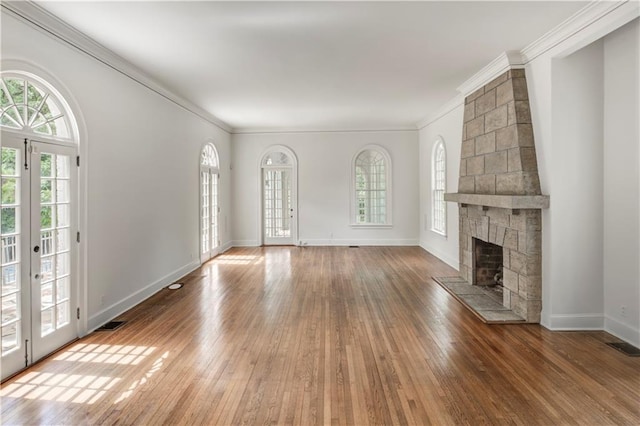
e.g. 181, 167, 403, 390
1, 135, 78, 381
263, 168, 294, 245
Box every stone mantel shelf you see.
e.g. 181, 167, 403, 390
444, 193, 550, 209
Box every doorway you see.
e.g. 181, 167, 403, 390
200, 143, 220, 263
260, 147, 297, 246
2, 134, 78, 380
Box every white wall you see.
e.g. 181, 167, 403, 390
547, 40, 605, 327
1, 12, 232, 331
418, 105, 463, 269
603, 19, 640, 346
231, 131, 419, 246
526, 13, 639, 344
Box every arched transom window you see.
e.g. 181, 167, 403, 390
353, 146, 392, 226
201, 143, 219, 169
0, 75, 71, 139
431, 138, 446, 235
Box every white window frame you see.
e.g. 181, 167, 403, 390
350, 145, 392, 228
431, 137, 447, 236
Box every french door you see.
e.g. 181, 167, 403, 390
1, 134, 78, 381
263, 168, 295, 245
200, 169, 219, 262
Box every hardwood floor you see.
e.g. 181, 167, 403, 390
1, 246, 639, 425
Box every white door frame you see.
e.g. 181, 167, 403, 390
258, 145, 298, 246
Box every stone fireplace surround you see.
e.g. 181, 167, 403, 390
444, 68, 549, 323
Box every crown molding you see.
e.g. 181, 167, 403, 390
422, 0, 639, 128
416, 93, 464, 130
231, 126, 418, 135
521, 0, 637, 62
1, 1, 233, 133
456, 51, 524, 98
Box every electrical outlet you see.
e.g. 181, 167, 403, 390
620, 306, 627, 317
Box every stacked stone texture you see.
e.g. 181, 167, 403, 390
459, 69, 541, 196
457, 69, 543, 323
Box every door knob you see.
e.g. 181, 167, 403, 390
33, 245, 40, 253
34, 273, 40, 280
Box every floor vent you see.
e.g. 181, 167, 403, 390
96, 321, 126, 331
606, 342, 640, 357
349, 245, 360, 248
167, 283, 183, 290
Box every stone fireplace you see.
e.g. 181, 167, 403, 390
444, 68, 549, 323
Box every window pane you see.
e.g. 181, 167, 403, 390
1, 293, 19, 324
56, 301, 70, 328
1, 178, 17, 204
1, 148, 18, 176
57, 204, 70, 227
41, 282, 54, 309
1, 207, 17, 234
41, 307, 54, 336
56, 276, 70, 302
1, 264, 18, 294
2, 322, 19, 354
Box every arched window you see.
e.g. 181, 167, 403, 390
1, 75, 72, 139
200, 143, 220, 262
352, 146, 391, 226
431, 138, 446, 235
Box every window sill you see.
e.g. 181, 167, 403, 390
431, 229, 447, 238
350, 223, 393, 229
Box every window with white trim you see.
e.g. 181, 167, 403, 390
353, 146, 391, 226
1, 76, 71, 138
431, 138, 446, 235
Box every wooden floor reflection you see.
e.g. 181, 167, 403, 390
1, 246, 638, 425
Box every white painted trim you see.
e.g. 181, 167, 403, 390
521, 0, 634, 62
604, 316, 640, 348
258, 145, 299, 246
232, 127, 418, 135
219, 241, 234, 254
456, 51, 524, 97
350, 144, 393, 227
546, 313, 605, 330
301, 239, 419, 247
87, 260, 200, 331
231, 240, 260, 247
1, 1, 232, 133
416, 95, 464, 130
449, 1, 639, 104
419, 243, 459, 270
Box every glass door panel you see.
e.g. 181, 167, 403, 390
1, 136, 77, 381
263, 168, 293, 245
1, 135, 31, 380
30, 141, 77, 362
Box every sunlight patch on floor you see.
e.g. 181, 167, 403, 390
0, 371, 120, 404
114, 350, 169, 404
54, 343, 155, 365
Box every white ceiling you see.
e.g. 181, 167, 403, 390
36, 1, 588, 132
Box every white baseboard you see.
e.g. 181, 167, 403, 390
546, 313, 605, 330
220, 241, 233, 253
231, 240, 260, 247
301, 238, 419, 246
604, 316, 640, 348
87, 259, 200, 332
419, 242, 459, 270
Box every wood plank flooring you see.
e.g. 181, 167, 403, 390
1, 246, 639, 425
